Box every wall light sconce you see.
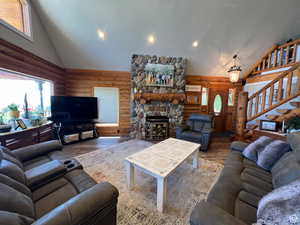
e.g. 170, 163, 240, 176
228, 54, 242, 83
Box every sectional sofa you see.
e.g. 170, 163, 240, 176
190, 132, 300, 225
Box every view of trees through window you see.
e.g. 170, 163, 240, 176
0, 70, 52, 124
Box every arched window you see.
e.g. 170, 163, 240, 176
0, 0, 31, 37
213, 94, 222, 116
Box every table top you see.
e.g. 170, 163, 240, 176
125, 138, 200, 178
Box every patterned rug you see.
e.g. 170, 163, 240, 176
75, 139, 223, 225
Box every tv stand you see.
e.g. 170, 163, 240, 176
54, 121, 98, 144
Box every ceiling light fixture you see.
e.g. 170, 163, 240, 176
148, 35, 156, 44
228, 54, 242, 83
97, 30, 106, 40
192, 41, 199, 47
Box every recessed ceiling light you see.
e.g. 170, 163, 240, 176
193, 41, 199, 47
148, 35, 156, 44
97, 30, 106, 40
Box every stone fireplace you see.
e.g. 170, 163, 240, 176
130, 55, 187, 140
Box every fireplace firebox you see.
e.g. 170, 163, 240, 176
145, 116, 169, 141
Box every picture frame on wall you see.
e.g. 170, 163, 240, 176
259, 120, 278, 132
145, 63, 174, 87
15, 119, 27, 130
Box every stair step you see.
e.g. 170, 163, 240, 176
247, 124, 258, 130
290, 102, 300, 108
266, 115, 278, 120
275, 108, 300, 122
276, 109, 291, 114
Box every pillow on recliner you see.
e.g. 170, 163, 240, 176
242, 136, 273, 162
257, 140, 291, 171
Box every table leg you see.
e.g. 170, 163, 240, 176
193, 149, 199, 169
157, 177, 167, 213
126, 161, 135, 190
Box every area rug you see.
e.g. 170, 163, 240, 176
75, 139, 223, 225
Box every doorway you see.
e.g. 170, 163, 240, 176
208, 88, 229, 132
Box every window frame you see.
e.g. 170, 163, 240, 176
0, 0, 33, 41
93, 87, 120, 126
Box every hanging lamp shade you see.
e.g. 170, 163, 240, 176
228, 55, 242, 83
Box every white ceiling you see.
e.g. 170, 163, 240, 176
32, 0, 300, 76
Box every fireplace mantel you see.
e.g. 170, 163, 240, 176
134, 93, 186, 104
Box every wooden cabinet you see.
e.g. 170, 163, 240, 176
0, 122, 54, 150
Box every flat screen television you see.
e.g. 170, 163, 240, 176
50, 96, 98, 122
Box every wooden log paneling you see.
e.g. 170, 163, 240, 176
0, 38, 65, 95
65, 69, 131, 136
184, 75, 242, 131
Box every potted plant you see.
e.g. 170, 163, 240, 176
286, 116, 300, 133
0, 112, 11, 133
7, 104, 20, 119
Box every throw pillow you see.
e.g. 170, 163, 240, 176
242, 136, 273, 162
254, 179, 300, 225
257, 140, 291, 171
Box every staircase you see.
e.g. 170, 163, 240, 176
236, 39, 300, 139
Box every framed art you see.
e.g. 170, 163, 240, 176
145, 63, 174, 87
259, 120, 278, 132
15, 119, 27, 130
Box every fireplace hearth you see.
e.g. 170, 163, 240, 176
145, 116, 169, 141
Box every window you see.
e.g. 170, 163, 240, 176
228, 88, 235, 106
0, 0, 31, 38
0, 69, 53, 123
201, 87, 208, 106
213, 94, 222, 115
94, 87, 119, 125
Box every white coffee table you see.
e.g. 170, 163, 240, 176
125, 138, 200, 212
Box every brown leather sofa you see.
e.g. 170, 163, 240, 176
0, 140, 119, 225
190, 132, 300, 225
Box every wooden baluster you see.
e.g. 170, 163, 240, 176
261, 90, 266, 111
274, 49, 278, 67
262, 59, 266, 70
292, 44, 297, 63
267, 54, 272, 68
249, 99, 253, 118
285, 46, 290, 65
286, 72, 293, 97
255, 95, 259, 114
277, 79, 283, 102
296, 69, 300, 92
269, 85, 274, 106
279, 48, 283, 66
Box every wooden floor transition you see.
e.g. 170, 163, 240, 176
63, 135, 231, 165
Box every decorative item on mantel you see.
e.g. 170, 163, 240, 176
130, 54, 187, 140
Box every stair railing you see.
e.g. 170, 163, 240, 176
247, 63, 300, 122
244, 39, 300, 78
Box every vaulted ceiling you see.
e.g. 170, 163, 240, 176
32, 0, 300, 76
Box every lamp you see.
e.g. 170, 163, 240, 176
228, 55, 242, 83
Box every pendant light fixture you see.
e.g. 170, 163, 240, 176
228, 54, 242, 83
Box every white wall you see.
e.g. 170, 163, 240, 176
0, 0, 62, 66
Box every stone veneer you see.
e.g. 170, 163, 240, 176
130, 54, 187, 139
